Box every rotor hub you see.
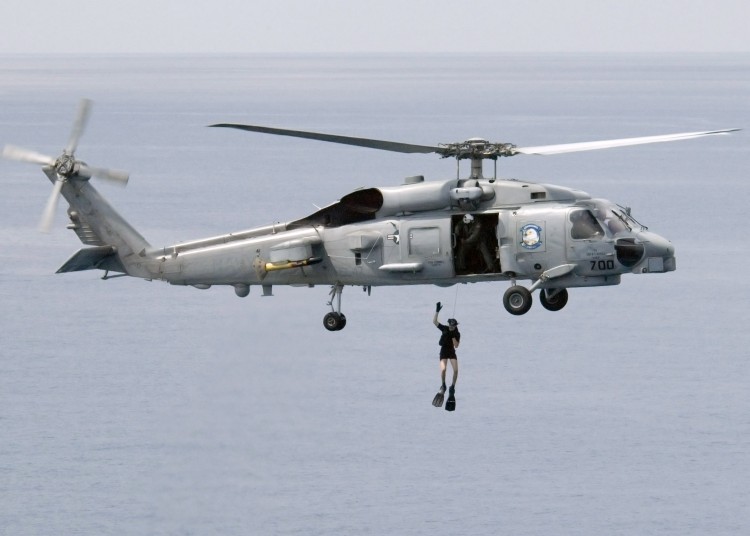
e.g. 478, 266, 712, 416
54, 153, 76, 178
438, 140, 517, 161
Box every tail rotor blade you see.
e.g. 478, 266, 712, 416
2, 145, 55, 166
39, 179, 65, 233
81, 164, 130, 185
65, 98, 92, 155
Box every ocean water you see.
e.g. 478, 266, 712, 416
1, 54, 749, 535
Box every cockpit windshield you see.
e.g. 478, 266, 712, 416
590, 200, 646, 236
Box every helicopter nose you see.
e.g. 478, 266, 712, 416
636, 231, 676, 273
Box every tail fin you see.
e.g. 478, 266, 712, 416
55, 168, 153, 278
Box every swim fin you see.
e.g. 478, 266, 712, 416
432, 386, 446, 407
445, 386, 456, 412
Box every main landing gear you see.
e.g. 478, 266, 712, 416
539, 288, 569, 311
502, 285, 533, 315
502, 284, 569, 315
324, 284, 347, 331
502, 264, 575, 316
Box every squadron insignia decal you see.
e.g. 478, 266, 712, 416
520, 223, 543, 250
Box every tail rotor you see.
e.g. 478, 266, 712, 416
2, 99, 130, 232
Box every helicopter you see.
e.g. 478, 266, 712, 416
2, 100, 738, 331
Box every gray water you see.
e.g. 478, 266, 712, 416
1, 54, 749, 535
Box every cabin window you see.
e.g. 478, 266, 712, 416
408, 227, 440, 257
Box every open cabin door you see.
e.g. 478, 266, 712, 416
452, 213, 500, 276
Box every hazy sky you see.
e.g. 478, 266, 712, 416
1, 0, 748, 54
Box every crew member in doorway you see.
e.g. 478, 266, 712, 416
432, 301, 460, 411
454, 214, 495, 273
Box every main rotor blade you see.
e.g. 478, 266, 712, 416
514, 129, 741, 156
210, 123, 442, 154
2, 145, 55, 166
66, 98, 92, 155
39, 179, 64, 233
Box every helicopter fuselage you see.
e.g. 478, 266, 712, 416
136, 176, 674, 302
51, 167, 675, 327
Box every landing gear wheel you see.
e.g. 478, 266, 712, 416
323, 312, 346, 331
503, 285, 532, 316
540, 288, 569, 312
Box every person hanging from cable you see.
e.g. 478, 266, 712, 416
432, 301, 460, 411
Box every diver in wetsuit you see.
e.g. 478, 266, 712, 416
432, 301, 460, 411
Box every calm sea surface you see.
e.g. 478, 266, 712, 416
1, 54, 749, 535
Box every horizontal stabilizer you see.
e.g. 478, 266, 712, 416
56, 246, 125, 274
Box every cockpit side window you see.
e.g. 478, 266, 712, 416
570, 209, 604, 239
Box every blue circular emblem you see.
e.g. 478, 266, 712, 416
520, 224, 543, 250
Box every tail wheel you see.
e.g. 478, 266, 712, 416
503, 286, 532, 316
323, 312, 346, 331
540, 288, 569, 312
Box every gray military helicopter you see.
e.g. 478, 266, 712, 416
2, 100, 738, 331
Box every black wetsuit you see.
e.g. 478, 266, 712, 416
437, 323, 460, 360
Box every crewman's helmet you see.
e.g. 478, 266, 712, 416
448, 318, 459, 326
463, 214, 474, 224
